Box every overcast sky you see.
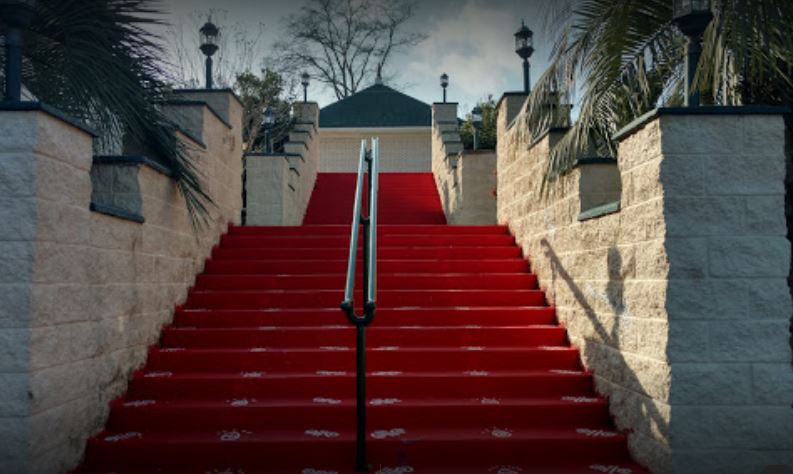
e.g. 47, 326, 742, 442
157, 0, 555, 112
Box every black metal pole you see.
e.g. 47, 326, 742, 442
685, 35, 702, 107
473, 129, 480, 151
523, 58, 530, 93
4, 26, 23, 102
265, 129, 272, 153
303, 85, 308, 103
443, 88, 447, 103
206, 56, 213, 90
355, 324, 367, 472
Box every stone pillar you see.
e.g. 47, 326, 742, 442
0, 105, 95, 473
615, 107, 793, 473
497, 92, 528, 128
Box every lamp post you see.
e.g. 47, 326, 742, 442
471, 105, 483, 151
672, 0, 713, 107
262, 106, 274, 153
0, 0, 36, 103
199, 19, 220, 90
301, 72, 310, 103
514, 20, 534, 94
440, 73, 449, 103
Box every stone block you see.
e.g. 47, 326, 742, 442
665, 238, 708, 279
634, 239, 670, 279
670, 363, 752, 405
673, 406, 793, 450
709, 320, 792, 362
0, 242, 33, 284
35, 153, 92, 207
658, 153, 705, 198
0, 152, 35, 197
0, 328, 29, 372
667, 321, 710, 362
664, 196, 744, 237
0, 373, 30, 417
0, 197, 37, 240
745, 278, 792, 320
751, 363, 793, 405
635, 319, 670, 360
660, 115, 743, 156
704, 153, 786, 195
672, 449, 793, 474
0, 284, 31, 328
0, 416, 29, 472
745, 195, 787, 235
667, 278, 747, 320
709, 237, 789, 277
743, 115, 786, 153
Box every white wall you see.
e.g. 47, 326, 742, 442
318, 127, 431, 172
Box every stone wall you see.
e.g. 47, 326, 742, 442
318, 127, 431, 172
431, 103, 497, 224
0, 91, 243, 473
496, 100, 793, 473
246, 102, 320, 225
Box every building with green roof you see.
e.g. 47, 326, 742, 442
318, 77, 432, 172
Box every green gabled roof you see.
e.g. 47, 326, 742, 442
320, 84, 431, 128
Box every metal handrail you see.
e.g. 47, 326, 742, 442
340, 137, 379, 472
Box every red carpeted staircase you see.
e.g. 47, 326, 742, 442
78, 172, 645, 473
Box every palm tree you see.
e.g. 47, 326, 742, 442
2, 0, 212, 227
523, 0, 793, 187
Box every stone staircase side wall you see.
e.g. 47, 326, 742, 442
245, 102, 320, 226
0, 91, 243, 473
496, 99, 793, 474
431, 103, 497, 224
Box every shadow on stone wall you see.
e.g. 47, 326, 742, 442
786, 114, 793, 368
540, 238, 671, 470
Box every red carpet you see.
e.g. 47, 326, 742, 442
77, 173, 645, 473
304, 173, 447, 224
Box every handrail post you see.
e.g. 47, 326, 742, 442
341, 138, 379, 473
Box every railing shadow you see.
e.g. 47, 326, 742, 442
539, 238, 671, 470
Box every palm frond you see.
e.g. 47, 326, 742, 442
16, 0, 214, 230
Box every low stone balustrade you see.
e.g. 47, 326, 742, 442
431, 102, 497, 224
496, 98, 793, 473
0, 89, 243, 473
245, 102, 320, 225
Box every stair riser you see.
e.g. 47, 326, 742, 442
204, 260, 530, 275
184, 291, 546, 309
213, 246, 522, 260
160, 327, 567, 348
128, 375, 594, 400
220, 235, 516, 248
227, 226, 509, 236
108, 404, 610, 432
193, 274, 537, 291
145, 349, 581, 372
84, 437, 630, 470
173, 308, 558, 328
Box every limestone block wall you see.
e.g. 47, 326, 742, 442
496, 100, 793, 473
245, 102, 320, 226
318, 127, 431, 172
0, 92, 243, 473
431, 103, 496, 224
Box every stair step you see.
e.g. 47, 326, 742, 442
160, 325, 567, 348
193, 273, 538, 290
220, 234, 516, 248
183, 289, 546, 309
203, 259, 529, 275
127, 370, 594, 400
227, 225, 509, 236
213, 246, 523, 260
83, 427, 631, 470
145, 347, 581, 372
173, 307, 558, 328
108, 397, 610, 432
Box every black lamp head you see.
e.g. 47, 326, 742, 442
0, 0, 37, 29
263, 106, 275, 126
514, 20, 534, 60
199, 19, 220, 57
440, 73, 449, 89
301, 72, 310, 87
672, 0, 713, 36
471, 105, 483, 126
